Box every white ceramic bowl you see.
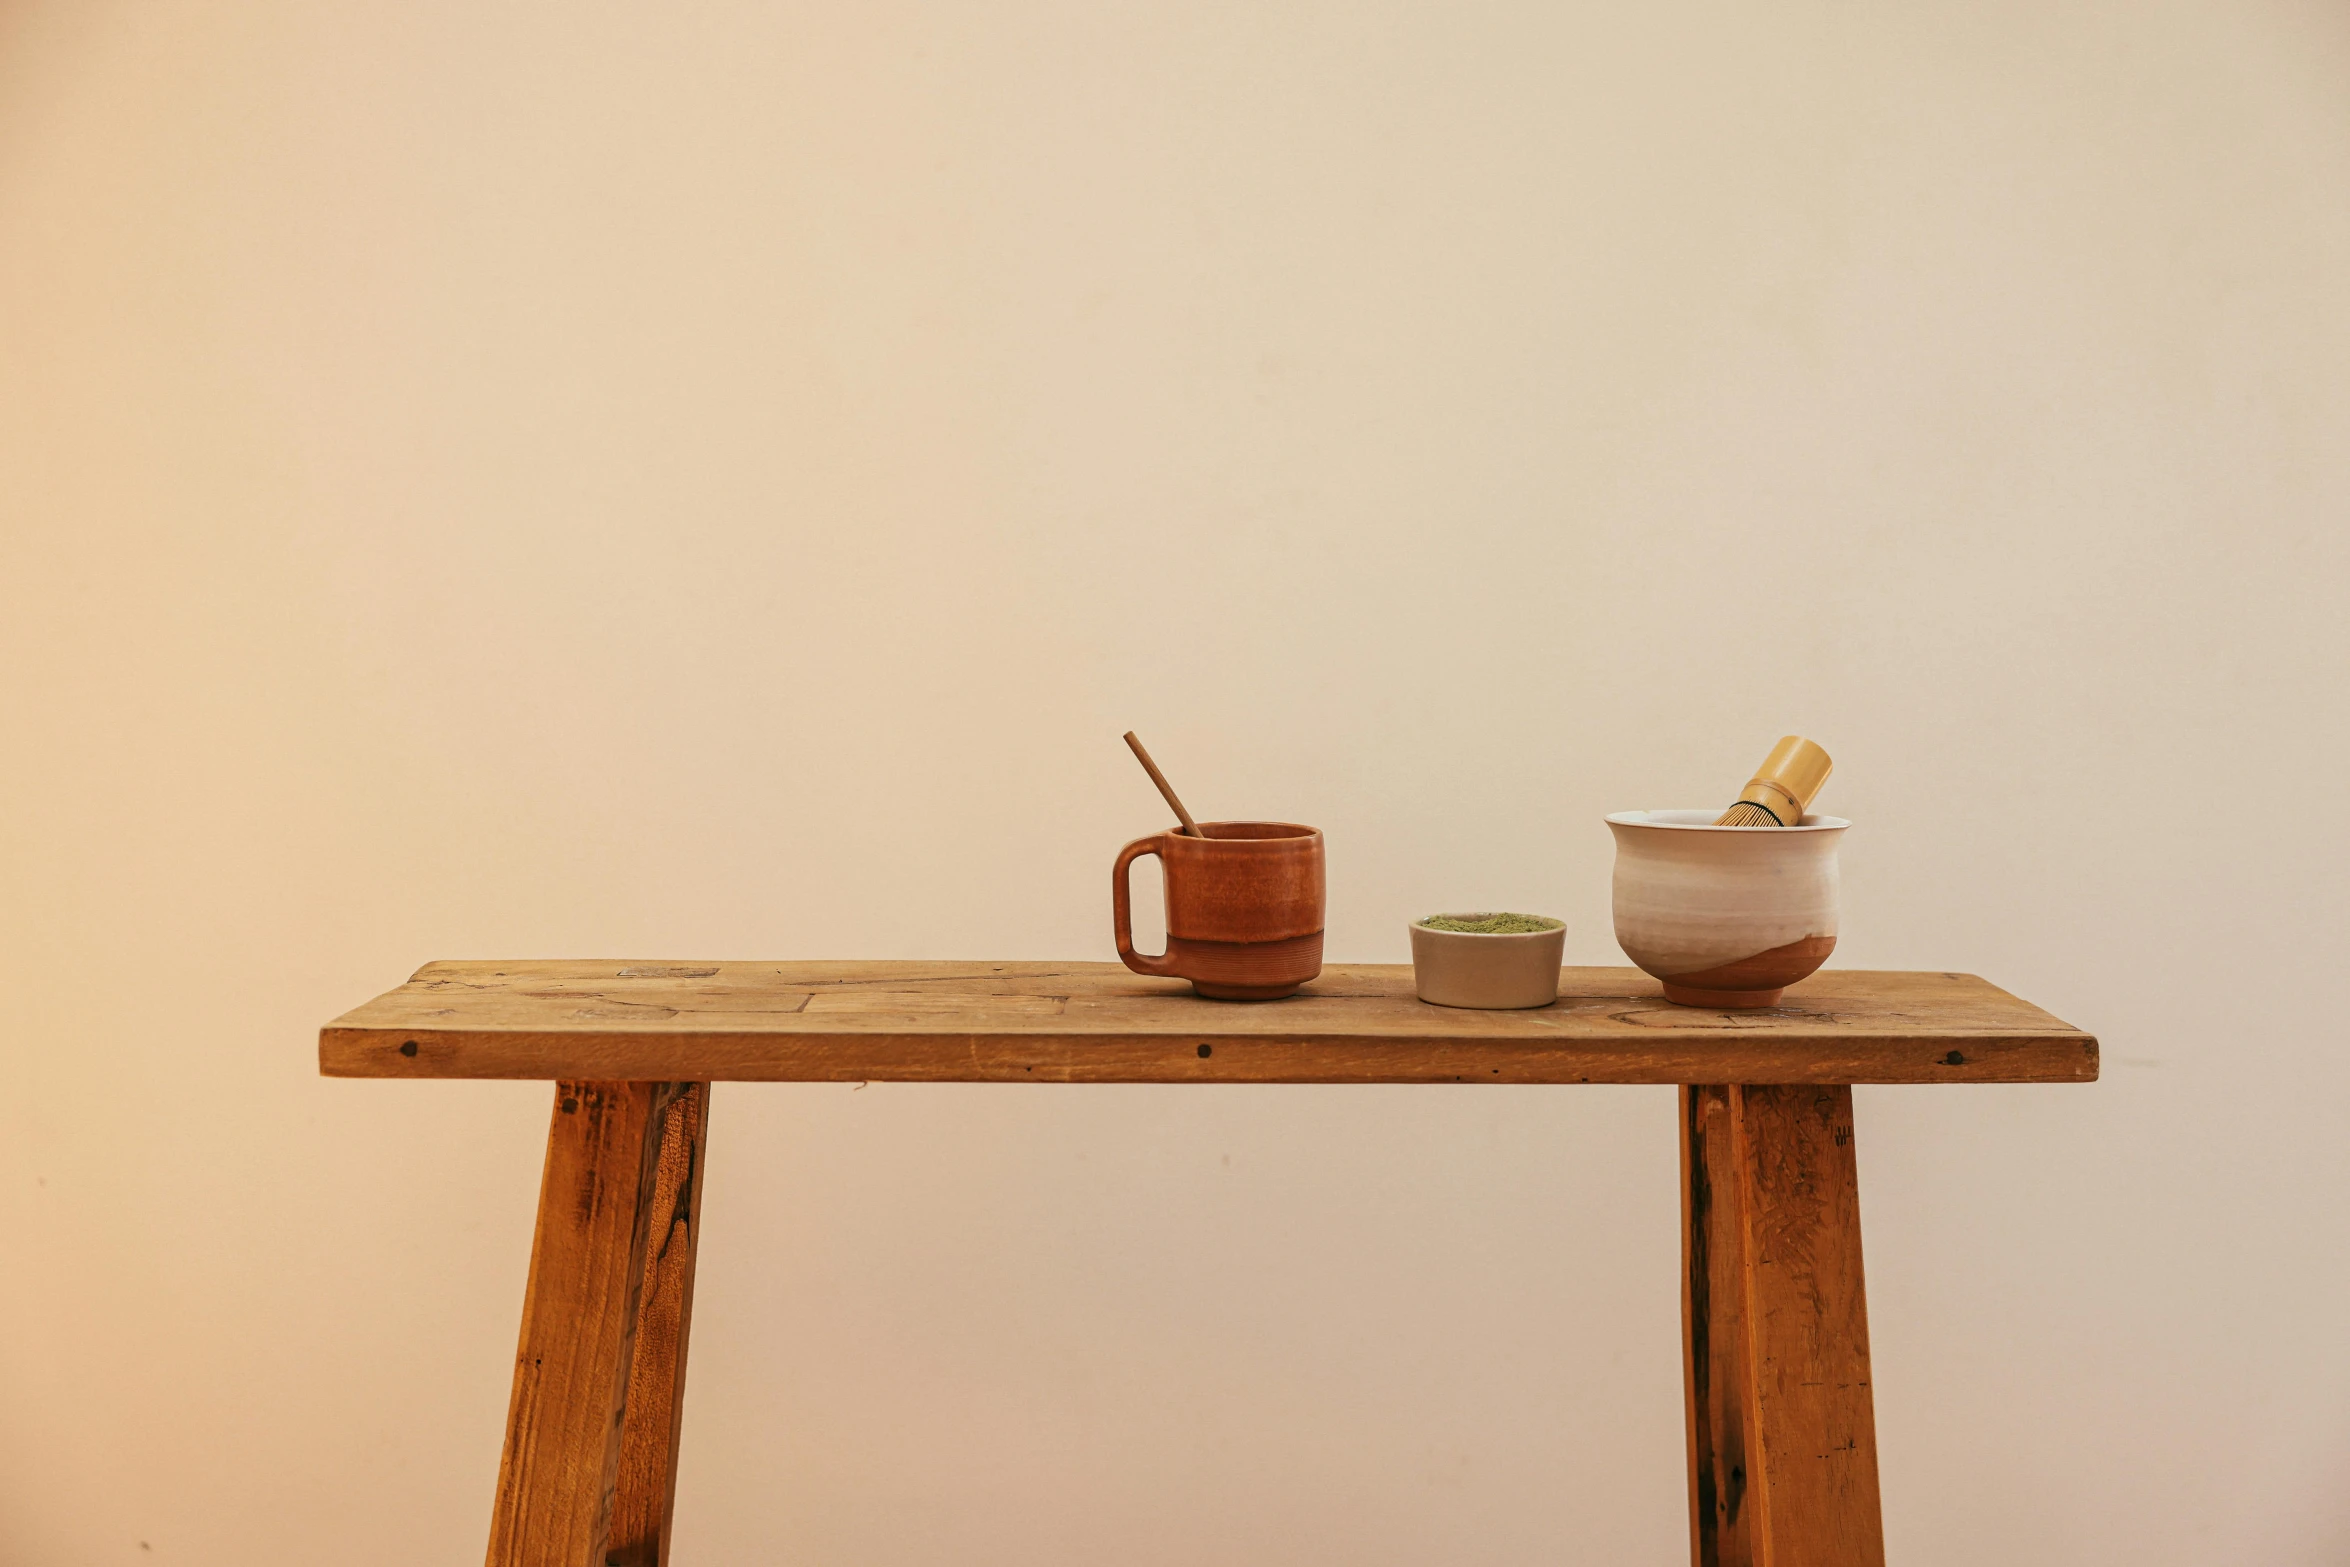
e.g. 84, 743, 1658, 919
1409, 915, 1567, 1009
1605, 810, 1847, 1008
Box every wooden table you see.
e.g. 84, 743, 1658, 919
321, 961, 2095, 1567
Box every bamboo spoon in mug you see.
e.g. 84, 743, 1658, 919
1122, 731, 1207, 837
1715, 735, 1834, 827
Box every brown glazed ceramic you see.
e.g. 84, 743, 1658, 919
1113, 822, 1325, 1000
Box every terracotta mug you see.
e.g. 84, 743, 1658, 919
1113, 822, 1326, 1000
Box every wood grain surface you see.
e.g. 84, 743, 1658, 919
1737, 1085, 1884, 1565
1681, 1084, 1885, 1567
1682, 1084, 1759, 1567
606, 1083, 709, 1567
321, 962, 2096, 1085
486, 1081, 681, 1567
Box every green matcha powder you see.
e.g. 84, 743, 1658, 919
1417, 912, 1562, 935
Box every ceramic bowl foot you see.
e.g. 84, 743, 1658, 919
1661, 982, 1785, 1009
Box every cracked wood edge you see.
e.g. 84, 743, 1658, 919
1683, 1085, 1757, 1567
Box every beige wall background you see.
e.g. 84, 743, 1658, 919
4, 2, 2347, 1561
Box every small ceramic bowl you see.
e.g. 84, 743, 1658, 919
1605, 810, 1847, 1008
1409, 914, 1567, 1009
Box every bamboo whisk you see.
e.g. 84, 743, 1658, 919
1715, 736, 1834, 827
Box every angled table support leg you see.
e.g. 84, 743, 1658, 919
609, 1082, 711, 1567
487, 1081, 709, 1567
1682, 1084, 1885, 1567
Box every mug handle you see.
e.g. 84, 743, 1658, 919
1113, 835, 1178, 977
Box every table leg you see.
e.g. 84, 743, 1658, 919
609, 1083, 711, 1567
486, 1081, 703, 1567
1681, 1084, 1885, 1567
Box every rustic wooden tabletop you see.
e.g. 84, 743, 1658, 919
322, 959, 2097, 1085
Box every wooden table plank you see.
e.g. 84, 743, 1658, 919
1682, 1085, 1759, 1567
606, 1082, 709, 1567
486, 1082, 680, 1567
1734, 1084, 1885, 1565
320, 962, 2096, 1085
1684, 1084, 1887, 1566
